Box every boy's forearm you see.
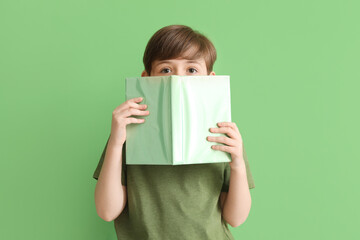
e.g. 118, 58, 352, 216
222, 161, 252, 227
94, 138, 126, 221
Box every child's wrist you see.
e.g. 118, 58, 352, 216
229, 161, 246, 173
109, 135, 124, 147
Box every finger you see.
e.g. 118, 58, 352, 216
127, 97, 147, 109
211, 144, 234, 154
217, 122, 238, 132
114, 97, 146, 113
207, 135, 237, 147
217, 122, 242, 141
128, 101, 148, 110
129, 97, 144, 103
122, 108, 150, 118
209, 126, 237, 139
125, 117, 145, 125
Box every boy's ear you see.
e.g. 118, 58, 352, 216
209, 71, 216, 75
141, 70, 149, 77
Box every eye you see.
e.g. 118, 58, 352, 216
160, 68, 171, 74
188, 68, 198, 74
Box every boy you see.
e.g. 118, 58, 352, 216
93, 24, 255, 240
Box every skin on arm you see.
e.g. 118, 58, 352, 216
94, 138, 127, 222
220, 166, 252, 227
209, 122, 252, 227
94, 97, 149, 221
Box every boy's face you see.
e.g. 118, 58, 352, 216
142, 57, 215, 77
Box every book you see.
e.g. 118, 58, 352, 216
125, 75, 232, 165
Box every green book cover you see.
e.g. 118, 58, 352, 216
125, 75, 232, 165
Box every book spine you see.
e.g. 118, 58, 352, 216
171, 76, 183, 165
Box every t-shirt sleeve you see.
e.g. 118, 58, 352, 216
221, 143, 255, 192
92, 136, 127, 186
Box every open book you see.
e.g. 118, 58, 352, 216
125, 75, 232, 165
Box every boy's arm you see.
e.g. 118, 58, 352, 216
94, 137, 127, 221
220, 160, 252, 227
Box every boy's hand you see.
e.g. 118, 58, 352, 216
207, 122, 246, 170
110, 97, 150, 146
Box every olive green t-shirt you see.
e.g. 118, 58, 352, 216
93, 136, 255, 240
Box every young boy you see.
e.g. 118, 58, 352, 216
93, 24, 255, 240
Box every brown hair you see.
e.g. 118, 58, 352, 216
143, 25, 217, 75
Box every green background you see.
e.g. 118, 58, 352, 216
1, 0, 359, 239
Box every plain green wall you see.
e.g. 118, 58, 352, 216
1, 0, 359, 239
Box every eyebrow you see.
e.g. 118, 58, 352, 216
155, 60, 202, 65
